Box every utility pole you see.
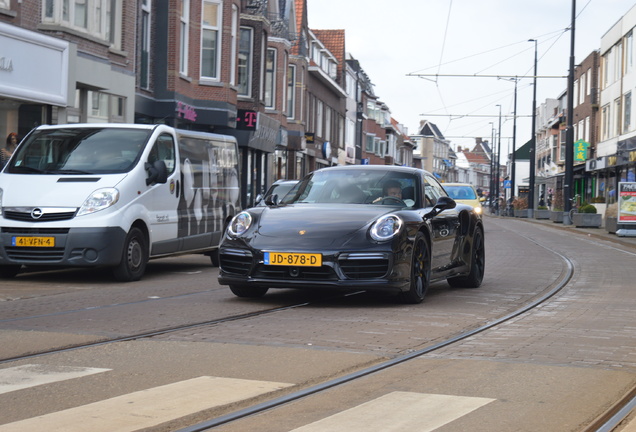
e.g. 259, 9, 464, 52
496, 104, 502, 215
489, 122, 495, 209
511, 78, 518, 210
528, 39, 538, 218
564, 0, 576, 224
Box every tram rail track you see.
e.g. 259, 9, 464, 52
174, 236, 585, 432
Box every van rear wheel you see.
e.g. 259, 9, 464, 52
113, 227, 148, 282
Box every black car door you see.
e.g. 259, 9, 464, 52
423, 175, 460, 274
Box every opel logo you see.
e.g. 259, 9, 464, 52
31, 208, 43, 220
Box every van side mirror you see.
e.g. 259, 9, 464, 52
264, 193, 279, 206
145, 160, 168, 185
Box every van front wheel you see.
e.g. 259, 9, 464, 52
113, 227, 148, 282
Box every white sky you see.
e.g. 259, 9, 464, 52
306, 0, 636, 154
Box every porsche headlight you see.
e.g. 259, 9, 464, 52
473, 206, 483, 215
228, 211, 253, 236
77, 188, 119, 216
370, 214, 403, 242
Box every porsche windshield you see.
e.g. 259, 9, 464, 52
281, 169, 420, 207
6, 127, 152, 175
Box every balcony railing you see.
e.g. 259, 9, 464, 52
242, 1, 296, 41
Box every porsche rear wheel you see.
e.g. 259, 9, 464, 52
229, 285, 269, 298
398, 232, 430, 304
448, 227, 485, 288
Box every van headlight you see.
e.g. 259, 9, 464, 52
77, 188, 120, 216
370, 214, 403, 242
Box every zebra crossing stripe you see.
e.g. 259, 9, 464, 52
289, 391, 496, 432
0, 376, 292, 432
0, 364, 110, 395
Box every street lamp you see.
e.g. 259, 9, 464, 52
528, 38, 538, 218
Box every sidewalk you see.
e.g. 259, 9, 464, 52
484, 212, 636, 250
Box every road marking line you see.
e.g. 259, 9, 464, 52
0, 364, 111, 395
0, 376, 292, 432
290, 391, 495, 432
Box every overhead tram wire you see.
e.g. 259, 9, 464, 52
408, 29, 567, 76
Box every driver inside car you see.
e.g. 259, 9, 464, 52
373, 179, 402, 203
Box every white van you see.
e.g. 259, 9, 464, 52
0, 123, 240, 281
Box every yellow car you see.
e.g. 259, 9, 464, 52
443, 183, 484, 216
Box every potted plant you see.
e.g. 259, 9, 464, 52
572, 203, 602, 228
605, 202, 618, 234
512, 197, 528, 218
535, 205, 550, 219
550, 190, 564, 223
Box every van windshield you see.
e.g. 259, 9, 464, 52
6, 127, 152, 175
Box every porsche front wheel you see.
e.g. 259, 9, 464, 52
398, 232, 431, 304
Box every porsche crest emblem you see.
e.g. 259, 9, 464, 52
298, 230, 306, 235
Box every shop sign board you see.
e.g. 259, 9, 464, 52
618, 182, 636, 224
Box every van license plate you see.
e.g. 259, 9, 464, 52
264, 252, 322, 267
12, 236, 55, 247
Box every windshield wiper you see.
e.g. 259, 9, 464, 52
10, 166, 45, 174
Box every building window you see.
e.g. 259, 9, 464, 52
201, 0, 222, 80
626, 31, 634, 74
230, 5, 238, 86
140, 0, 151, 89
365, 134, 374, 152
602, 104, 610, 140
287, 64, 296, 118
264, 48, 276, 108
615, 97, 622, 136
316, 100, 323, 138
84, 90, 125, 123
0, 0, 9, 9
43, 0, 122, 48
180, 0, 189, 76
238, 27, 253, 96
624, 92, 632, 134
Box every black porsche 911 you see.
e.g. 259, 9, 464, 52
218, 165, 485, 304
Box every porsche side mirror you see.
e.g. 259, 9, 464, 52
437, 196, 456, 210
424, 196, 456, 219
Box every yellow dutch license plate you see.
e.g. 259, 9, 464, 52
265, 252, 322, 267
12, 236, 55, 247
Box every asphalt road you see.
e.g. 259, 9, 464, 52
0, 215, 635, 431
